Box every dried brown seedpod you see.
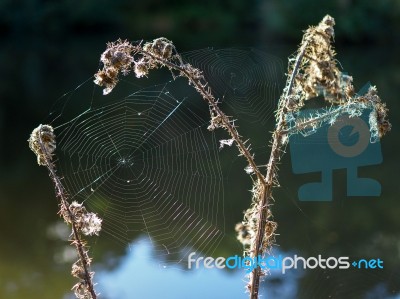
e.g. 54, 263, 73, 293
94, 39, 135, 94
28, 124, 56, 166
143, 37, 174, 59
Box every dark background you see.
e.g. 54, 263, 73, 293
0, 1, 399, 298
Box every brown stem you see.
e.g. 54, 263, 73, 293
281, 100, 370, 135
248, 39, 309, 299
38, 126, 97, 299
139, 49, 266, 183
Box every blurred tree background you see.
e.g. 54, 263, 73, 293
0, 1, 399, 298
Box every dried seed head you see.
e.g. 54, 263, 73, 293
134, 58, 150, 78
71, 261, 86, 280
81, 212, 102, 236
100, 39, 134, 72
67, 201, 102, 236
94, 68, 118, 95
28, 124, 56, 166
67, 201, 86, 224
320, 14, 335, 38
94, 39, 135, 95
359, 86, 391, 138
292, 15, 353, 104
143, 37, 174, 60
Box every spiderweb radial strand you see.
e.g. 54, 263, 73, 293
51, 79, 225, 262
48, 47, 284, 265
182, 48, 284, 125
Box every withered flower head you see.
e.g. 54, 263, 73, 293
67, 201, 102, 236
94, 39, 135, 95
143, 37, 174, 60
28, 124, 56, 166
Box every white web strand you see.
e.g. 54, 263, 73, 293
182, 48, 284, 125
47, 47, 284, 265
52, 79, 225, 263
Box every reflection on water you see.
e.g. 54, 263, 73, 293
94, 237, 299, 299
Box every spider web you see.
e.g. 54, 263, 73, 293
50, 81, 223, 263
182, 48, 284, 125
42, 46, 398, 298
45, 47, 284, 266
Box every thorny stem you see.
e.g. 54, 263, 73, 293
139, 49, 266, 184
248, 40, 309, 299
281, 101, 361, 135
285, 41, 308, 101
136, 45, 285, 299
125, 45, 271, 298
37, 126, 97, 299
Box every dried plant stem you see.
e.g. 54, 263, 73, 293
138, 48, 265, 183
282, 101, 360, 135
35, 125, 97, 299
284, 41, 308, 103
248, 14, 390, 298
248, 38, 309, 299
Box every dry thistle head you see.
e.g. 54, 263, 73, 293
94, 39, 135, 95
143, 37, 174, 60
100, 39, 135, 73
28, 124, 56, 166
66, 201, 102, 236
133, 37, 175, 78
93, 67, 119, 95
358, 86, 391, 138
293, 15, 354, 104
94, 37, 177, 93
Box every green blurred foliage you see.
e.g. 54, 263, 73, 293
1, 0, 399, 47
259, 0, 400, 44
